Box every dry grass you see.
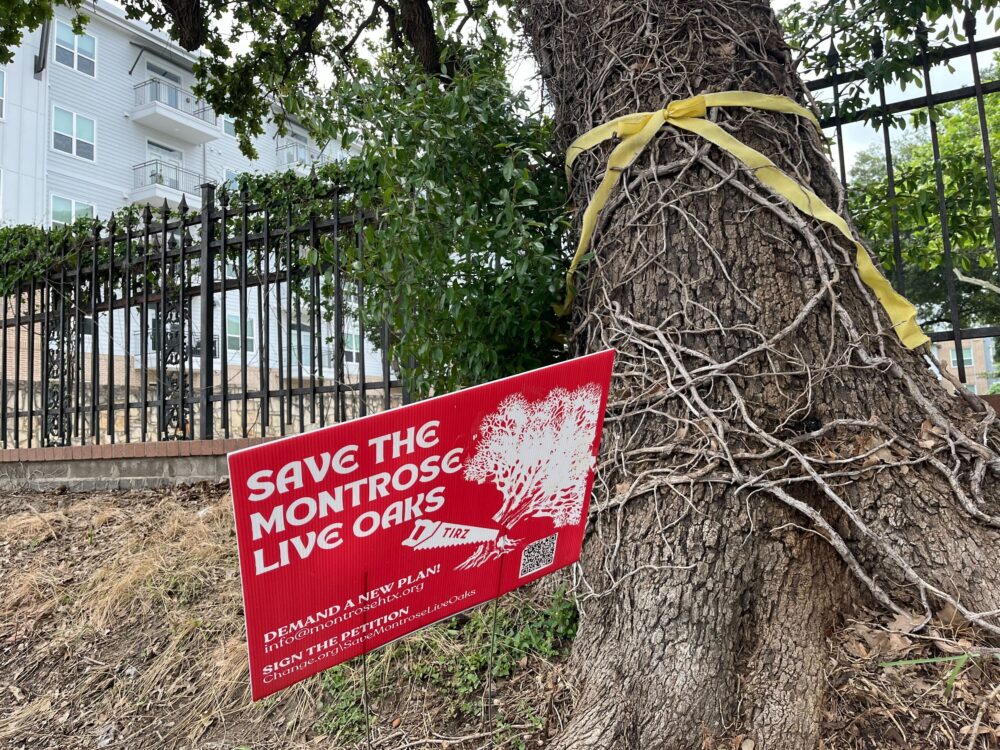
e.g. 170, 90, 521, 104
822, 609, 1000, 749
0, 483, 572, 750
2, 482, 998, 749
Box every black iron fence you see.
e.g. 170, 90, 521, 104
3, 23, 999, 449
0, 184, 405, 449
810, 13, 1000, 391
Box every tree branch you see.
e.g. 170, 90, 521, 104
955, 268, 1000, 298
291, 0, 335, 56
454, 0, 481, 37
340, 3, 384, 60
161, 0, 210, 50
375, 0, 405, 51
397, 0, 443, 75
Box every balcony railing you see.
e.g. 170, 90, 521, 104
277, 141, 336, 168
133, 160, 204, 195
134, 78, 215, 124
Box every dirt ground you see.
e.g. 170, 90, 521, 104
1, 483, 998, 749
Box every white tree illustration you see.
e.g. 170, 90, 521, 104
456, 383, 603, 570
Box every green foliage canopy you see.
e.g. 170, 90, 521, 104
309, 42, 570, 395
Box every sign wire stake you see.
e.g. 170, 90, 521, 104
362, 570, 373, 750
485, 548, 505, 749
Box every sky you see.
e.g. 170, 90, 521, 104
773, 0, 998, 176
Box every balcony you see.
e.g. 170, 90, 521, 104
132, 78, 219, 145
131, 160, 204, 210
277, 141, 337, 173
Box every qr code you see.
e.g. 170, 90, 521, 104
519, 533, 558, 577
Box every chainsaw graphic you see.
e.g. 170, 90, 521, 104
402, 519, 500, 550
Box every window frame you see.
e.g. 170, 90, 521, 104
950, 346, 975, 369
345, 331, 361, 364
227, 314, 256, 353
52, 106, 96, 162
54, 20, 97, 78
325, 332, 361, 366
51, 195, 95, 227
0, 68, 6, 120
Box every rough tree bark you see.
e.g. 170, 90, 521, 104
520, 1, 1000, 747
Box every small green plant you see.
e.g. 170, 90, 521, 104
314, 666, 369, 743
420, 590, 578, 718
880, 653, 976, 696
311, 590, 579, 738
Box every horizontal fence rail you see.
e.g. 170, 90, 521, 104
0, 184, 406, 449
811, 15, 1000, 392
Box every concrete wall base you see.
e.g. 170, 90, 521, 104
0, 454, 232, 492
0, 437, 275, 492
2, 396, 998, 493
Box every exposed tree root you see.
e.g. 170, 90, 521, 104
520, 0, 1000, 746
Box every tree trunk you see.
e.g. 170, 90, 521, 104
519, 1, 1000, 747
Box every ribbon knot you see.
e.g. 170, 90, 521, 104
663, 95, 707, 120
556, 90, 928, 350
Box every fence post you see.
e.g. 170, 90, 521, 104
199, 182, 216, 440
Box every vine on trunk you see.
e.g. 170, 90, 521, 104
522, 0, 1000, 744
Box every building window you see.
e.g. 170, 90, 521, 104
196, 336, 219, 359
51, 195, 94, 226
55, 21, 96, 77
0, 69, 5, 119
223, 116, 237, 137
146, 140, 183, 189
150, 315, 162, 351
53, 107, 95, 160
346, 332, 361, 363
281, 131, 311, 166
965, 382, 978, 394
227, 314, 255, 352
951, 347, 974, 369
289, 317, 311, 364
329, 332, 360, 365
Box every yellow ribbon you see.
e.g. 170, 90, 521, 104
559, 91, 929, 350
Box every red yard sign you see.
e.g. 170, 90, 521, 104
228, 350, 615, 699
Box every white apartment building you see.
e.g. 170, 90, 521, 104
0, 2, 340, 225
0, 4, 388, 419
